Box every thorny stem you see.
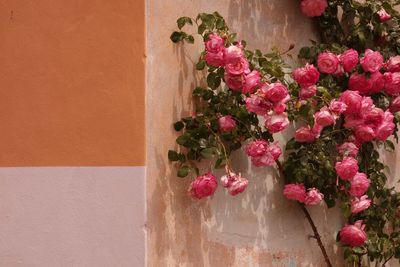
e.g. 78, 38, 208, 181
276, 160, 333, 267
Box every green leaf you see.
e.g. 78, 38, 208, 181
174, 121, 185, 131
185, 35, 194, 44
384, 140, 395, 152
196, 59, 206, 70
177, 17, 192, 30
168, 150, 180, 161
177, 165, 191, 177
176, 134, 190, 146
170, 31, 186, 43
200, 148, 217, 159
207, 72, 221, 89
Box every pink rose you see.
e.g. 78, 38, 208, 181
337, 142, 359, 157
340, 220, 367, 247
355, 125, 376, 142
283, 183, 307, 203
305, 188, 324, 205
245, 140, 269, 157
265, 112, 289, 133
295, 125, 317, 143
343, 114, 364, 129
250, 143, 282, 167
377, 9, 391, 23
369, 71, 385, 94
335, 157, 359, 180
224, 73, 244, 91
245, 95, 273, 116
350, 172, 370, 197
300, 0, 328, 17
300, 85, 317, 100
340, 49, 359, 72
243, 70, 261, 94
329, 100, 347, 114
386, 56, 400, 72
261, 82, 289, 103
218, 115, 236, 132
225, 57, 250, 76
364, 107, 384, 125
273, 95, 290, 114
351, 195, 372, 214
314, 107, 335, 127
293, 63, 320, 87
267, 143, 282, 160
312, 123, 324, 138
375, 111, 395, 141
205, 51, 225, 67
339, 90, 363, 114
348, 73, 372, 94
224, 44, 244, 64
228, 176, 249, 196
220, 174, 233, 188
317, 52, 340, 74
360, 49, 384, 73
189, 173, 218, 199
384, 72, 400, 96
390, 96, 400, 113
205, 33, 225, 53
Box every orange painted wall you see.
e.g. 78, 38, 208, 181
0, 0, 145, 166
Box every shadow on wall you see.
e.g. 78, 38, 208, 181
148, 0, 343, 266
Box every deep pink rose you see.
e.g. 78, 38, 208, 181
386, 56, 400, 72
300, 0, 328, 17
335, 157, 359, 180
344, 113, 364, 129
317, 52, 340, 74
340, 49, 359, 72
377, 9, 391, 23
243, 70, 261, 94
350, 172, 370, 197
351, 195, 372, 214
293, 63, 320, 87
262, 82, 289, 103
369, 71, 385, 94
340, 220, 367, 247
224, 73, 244, 91
305, 188, 324, 205
355, 125, 376, 142
364, 107, 384, 125
224, 44, 244, 64
339, 90, 363, 114
205, 51, 225, 67
218, 115, 236, 132
189, 173, 218, 199
384, 72, 400, 96
314, 107, 335, 127
205, 33, 225, 53
390, 96, 400, 113
245, 140, 269, 157
265, 112, 289, 133
225, 57, 250, 76
295, 125, 317, 143
360, 49, 384, 73
245, 95, 273, 115
375, 111, 395, 141
348, 73, 372, 94
228, 177, 249, 196
272, 95, 290, 114
283, 183, 307, 203
329, 100, 347, 114
337, 142, 359, 157
299, 85, 317, 100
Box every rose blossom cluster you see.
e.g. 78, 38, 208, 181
283, 183, 324, 205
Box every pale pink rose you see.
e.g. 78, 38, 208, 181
228, 177, 249, 196
390, 96, 400, 113
340, 220, 367, 247
348, 73, 372, 94
245, 95, 273, 115
265, 112, 289, 133
224, 73, 244, 91
251, 143, 282, 167
225, 57, 250, 76
360, 49, 384, 73
218, 115, 236, 132
329, 100, 347, 114
337, 142, 359, 157
375, 111, 395, 141
243, 70, 261, 94
205, 51, 225, 67
317, 52, 340, 74
377, 9, 391, 22
293, 63, 320, 87
283, 183, 307, 203
351, 195, 372, 214
245, 140, 269, 157
300, 0, 328, 17
205, 33, 225, 53
339, 90, 363, 114
350, 172, 370, 197
386, 56, 400, 72
335, 157, 359, 180
305, 188, 324, 205
224, 44, 244, 64
261, 82, 289, 103
189, 173, 218, 199
340, 49, 359, 72
355, 125, 376, 142
384, 72, 400, 96
268, 143, 282, 160
369, 71, 385, 94
314, 107, 335, 127
220, 174, 232, 188
300, 85, 317, 100
295, 125, 317, 143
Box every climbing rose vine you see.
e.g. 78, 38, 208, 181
168, 1, 400, 266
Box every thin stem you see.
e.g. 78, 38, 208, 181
276, 160, 333, 267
